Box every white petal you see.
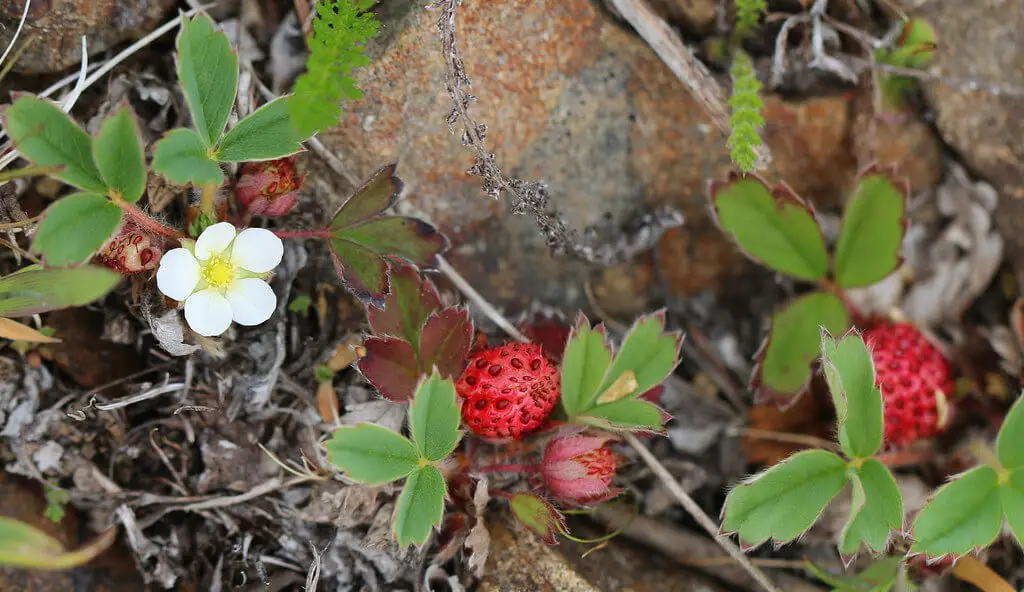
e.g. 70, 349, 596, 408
184, 288, 233, 337
156, 248, 201, 301
226, 278, 277, 326
194, 222, 237, 261
231, 227, 284, 273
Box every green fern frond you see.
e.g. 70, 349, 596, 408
289, 0, 381, 138
734, 0, 768, 42
727, 50, 765, 173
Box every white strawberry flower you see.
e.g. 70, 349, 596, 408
156, 222, 283, 337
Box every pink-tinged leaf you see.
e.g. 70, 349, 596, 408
367, 262, 442, 341
330, 163, 402, 228
357, 336, 419, 401
508, 492, 567, 545
329, 238, 390, 305
338, 217, 448, 269
418, 307, 473, 379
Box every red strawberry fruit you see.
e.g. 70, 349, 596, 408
864, 320, 955, 448
456, 342, 560, 441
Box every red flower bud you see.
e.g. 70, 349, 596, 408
235, 156, 305, 217
541, 432, 622, 506
97, 221, 163, 274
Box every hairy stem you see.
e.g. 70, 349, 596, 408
476, 463, 541, 475
116, 200, 186, 239
200, 183, 217, 217
272, 228, 330, 239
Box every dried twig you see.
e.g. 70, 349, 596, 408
434, 0, 683, 265
605, 0, 771, 169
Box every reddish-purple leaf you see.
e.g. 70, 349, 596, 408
419, 307, 473, 379
329, 238, 390, 305
330, 163, 402, 229
339, 217, 448, 269
367, 263, 442, 342
357, 336, 420, 402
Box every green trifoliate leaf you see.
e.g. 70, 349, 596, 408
833, 166, 909, 288
2, 95, 106, 193
324, 423, 420, 484
215, 96, 309, 162
152, 128, 224, 186
1001, 468, 1024, 547
840, 460, 903, 556
821, 331, 884, 459
755, 291, 850, 401
597, 311, 682, 398
92, 105, 146, 202
710, 174, 828, 281
0, 518, 116, 570
32, 193, 122, 266
997, 395, 1024, 470
393, 465, 446, 548
910, 465, 1002, 558
408, 371, 461, 462
175, 13, 238, 147
559, 313, 612, 417
0, 266, 120, 317
721, 449, 849, 548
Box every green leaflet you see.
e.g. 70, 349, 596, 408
324, 423, 420, 484
408, 372, 461, 462
92, 105, 146, 202
1002, 468, 1024, 547
175, 13, 238, 147
710, 175, 829, 281
559, 315, 612, 416
509, 492, 567, 545
3, 95, 106, 193
721, 450, 849, 547
393, 465, 446, 548
821, 332, 884, 459
757, 291, 850, 399
32, 193, 122, 266
152, 128, 224, 186
216, 96, 308, 162
910, 465, 1002, 557
596, 312, 682, 397
580, 399, 666, 433
833, 168, 908, 288
0, 266, 121, 317
0, 518, 116, 570
840, 460, 903, 555
997, 395, 1024, 470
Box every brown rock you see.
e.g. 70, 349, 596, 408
645, 0, 718, 35
480, 517, 598, 592
316, 0, 741, 313
0, 0, 177, 74
910, 0, 1024, 274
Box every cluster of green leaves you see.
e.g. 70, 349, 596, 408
909, 395, 1024, 559
722, 331, 903, 559
733, 0, 768, 42
325, 372, 461, 547
874, 19, 937, 111
358, 263, 471, 401
710, 165, 908, 402
153, 14, 312, 186
558, 312, 681, 433
0, 517, 115, 570
289, 0, 380, 138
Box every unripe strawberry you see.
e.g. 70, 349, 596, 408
97, 221, 163, 274
541, 433, 622, 506
236, 156, 305, 217
864, 320, 955, 448
456, 342, 560, 441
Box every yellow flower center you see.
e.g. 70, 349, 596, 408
201, 255, 236, 288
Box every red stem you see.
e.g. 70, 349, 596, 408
273, 228, 330, 239
476, 463, 541, 474
117, 201, 186, 239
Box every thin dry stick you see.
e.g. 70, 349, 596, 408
605, 0, 771, 169
624, 432, 781, 592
